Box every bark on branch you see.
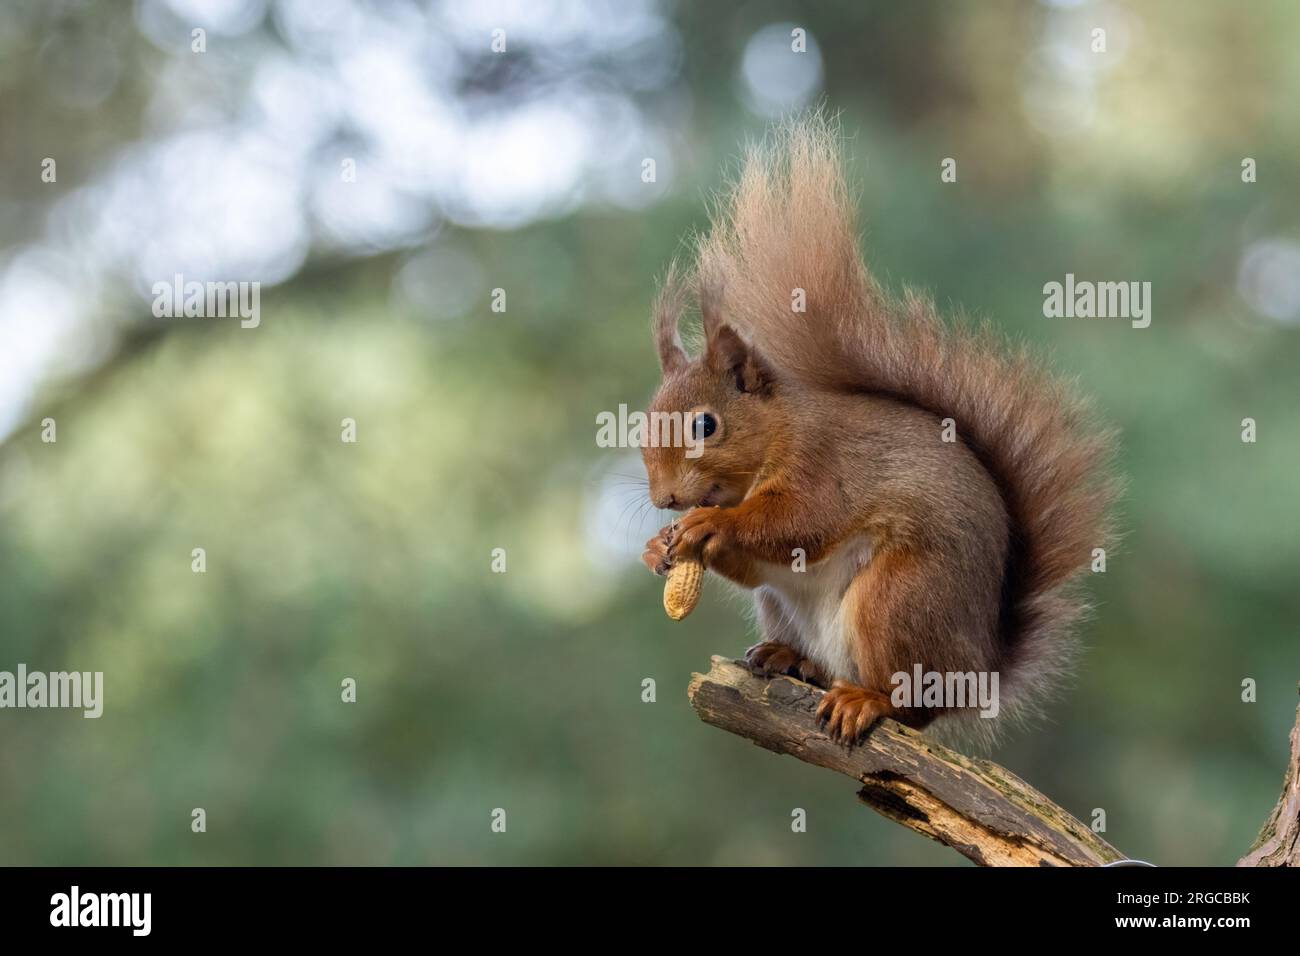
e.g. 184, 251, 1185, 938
687, 656, 1123, 867
688, 659, 1300, 867
1238, 691, 1300, 867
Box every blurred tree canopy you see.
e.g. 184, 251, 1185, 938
0, 0, 1297, 865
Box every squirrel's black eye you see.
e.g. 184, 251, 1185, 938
693, 413, 717, 440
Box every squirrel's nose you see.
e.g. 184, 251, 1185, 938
651, 492, 678, 510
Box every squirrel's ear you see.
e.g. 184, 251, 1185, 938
652, 264, 689, 375
707, 324, 775, 396
656, 330, 687, 376
700, 273, 775, 395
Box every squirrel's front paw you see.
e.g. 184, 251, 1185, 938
641, 524, 675, 577
669, 507, 734, 567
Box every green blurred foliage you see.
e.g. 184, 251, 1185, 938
1, 0, 1298, 865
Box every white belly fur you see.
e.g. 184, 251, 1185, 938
753, 535, 873, 682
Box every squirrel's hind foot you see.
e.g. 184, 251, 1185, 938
744, 641, 828, 688
815, 681, 896, 745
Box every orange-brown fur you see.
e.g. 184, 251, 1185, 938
641, 115, 1118, 745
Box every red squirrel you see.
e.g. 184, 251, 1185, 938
641, 116, 1118, 744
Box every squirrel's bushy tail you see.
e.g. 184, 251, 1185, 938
694, 114, 1119, 723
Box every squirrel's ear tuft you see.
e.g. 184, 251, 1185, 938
707, 324, 775, 396
653, 262, 689, 375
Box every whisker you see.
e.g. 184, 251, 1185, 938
615, 491, 647, 532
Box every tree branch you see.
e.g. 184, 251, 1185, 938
1239, 690, 1300, 867
687, 656, 1124, 867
